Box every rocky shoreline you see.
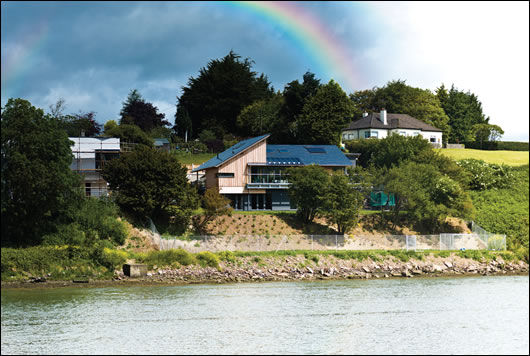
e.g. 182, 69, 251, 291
3, 254, 528, 289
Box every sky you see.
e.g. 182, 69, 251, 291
1, 1, 529, 142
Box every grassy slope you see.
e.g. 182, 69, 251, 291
174, 153, 216, 165
437, 148, 529, 166
436, 148, 528, 249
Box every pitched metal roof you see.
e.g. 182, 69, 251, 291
267, 145, 353, 166
191, 134, 270, 172
153, 138, 170, 146
343, 113, 442, 132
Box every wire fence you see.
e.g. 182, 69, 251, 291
148, 220, 506, 252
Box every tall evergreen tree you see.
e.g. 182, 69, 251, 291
295, 79, 354, 145
436, 84, 491, 143
175, 51, 273, 139
120, 89, 169, 132
273, 71, 321, 143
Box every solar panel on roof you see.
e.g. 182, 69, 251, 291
305, 147, 326, 153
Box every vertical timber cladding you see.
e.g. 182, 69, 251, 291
205, 168, 219, 190
217, 140, 267, 188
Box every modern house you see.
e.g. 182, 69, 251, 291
191, 134, 354, 210
342, 109, 443, 148
69, 137, 120, 197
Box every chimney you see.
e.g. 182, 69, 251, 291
380, 109, 387, 125
362, 112, 368, 118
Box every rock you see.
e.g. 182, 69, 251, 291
306, 267, 314, 274
444, 261, 453, 268
402, 271, 413, 278
391, 273, 402, 277
412, 270, 423, 275
433, 265, 444, 273
362, 267, 371, 273
146, 272, 152, 277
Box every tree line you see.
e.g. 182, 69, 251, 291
38, 50, 503, 151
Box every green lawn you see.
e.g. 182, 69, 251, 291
174, 152, 216, 165
437, 148, 529, 166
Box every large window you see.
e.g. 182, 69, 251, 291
249, 167, 289, 184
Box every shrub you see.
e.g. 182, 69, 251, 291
42, 223, 87, 246
196, 251, 220, 269
456, 159, 514, 190
139, 249, 197, 268
100, 248, 128, 269
217, 250, 236, 263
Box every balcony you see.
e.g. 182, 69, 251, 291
246, 173, 290, 189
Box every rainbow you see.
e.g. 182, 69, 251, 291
1, 20, 49, 95
226, 1, 359, 92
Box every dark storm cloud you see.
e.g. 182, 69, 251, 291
1, 1, 377, 124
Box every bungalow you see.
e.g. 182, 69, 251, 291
191, 134, 354, 210
342, 109, 443, 148
69, 137, 120, 197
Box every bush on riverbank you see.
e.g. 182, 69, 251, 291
1, 246, 113, 281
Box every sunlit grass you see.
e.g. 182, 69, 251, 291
437, 148, 529, 166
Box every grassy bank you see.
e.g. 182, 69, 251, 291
437, 148, 529, 166
174, 153, 216, 165
2, 246, 527, 283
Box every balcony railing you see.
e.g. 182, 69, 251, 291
246, 173, 290, 189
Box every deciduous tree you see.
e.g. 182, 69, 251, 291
102, 146, 198, 226
286, 165, 330, 223
1, 98, 83, 246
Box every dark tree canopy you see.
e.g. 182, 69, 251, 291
1, 98, 83, 246
436, 84, 491, 143
295, 79, 354, 145
120, 89, 169, 132
174, 51, 273, 139
102, 146, 198, 224
271, 71, 322, 143
59, 111, 102, 137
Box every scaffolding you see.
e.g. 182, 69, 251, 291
70, 137, 123, 197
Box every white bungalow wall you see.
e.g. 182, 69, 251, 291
342, 129, 442, 145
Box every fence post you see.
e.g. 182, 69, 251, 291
311, 235, 313, 251
406, 235, 409, 251
335, 235, 338, 251
439, 234, 442, 251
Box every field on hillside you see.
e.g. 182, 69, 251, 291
174, 152, 216, 165
438, 148, 529, 166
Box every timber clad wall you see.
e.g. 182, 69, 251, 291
217, 140, 267, 188
205, 168, 219, 190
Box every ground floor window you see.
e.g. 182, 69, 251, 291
223, 191, 291, 211
365, 130, 378, 138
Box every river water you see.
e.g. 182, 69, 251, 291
2, 276, 528, 355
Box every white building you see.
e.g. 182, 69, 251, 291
69, 137, 120, 197
342, 109, 443, 148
